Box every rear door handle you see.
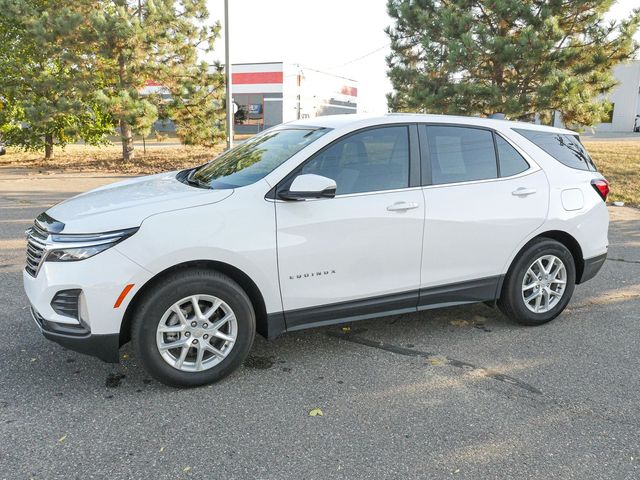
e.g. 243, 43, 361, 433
512, 187, 537, 197
387, 201, 419, 212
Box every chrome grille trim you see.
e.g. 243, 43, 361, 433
25, 224, 50, 277
24, 218, 137, 277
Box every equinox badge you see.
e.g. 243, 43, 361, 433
289, 270, 336, 280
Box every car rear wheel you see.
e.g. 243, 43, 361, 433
498, 238, 576, 326
131, 269, 255, 387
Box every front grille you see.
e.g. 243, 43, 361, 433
51, 289, 81, 320
25, 224, 48, 277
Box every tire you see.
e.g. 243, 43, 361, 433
498, 238, 576, 326
131, 269, 255, 387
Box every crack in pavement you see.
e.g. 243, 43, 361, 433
607, 257, 640, 265
327, 329, 640, 430
327, 329, 542, 395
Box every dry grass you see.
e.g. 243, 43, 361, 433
0, 144, 223, 175
582, 140, 640, 207
1, 139, 638, 206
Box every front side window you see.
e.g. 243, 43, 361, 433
300, 126, 410, 195
514, 129, 597, 171
496, 135, 529, 177
426, 126, 497, 185
193, 127, 329, 189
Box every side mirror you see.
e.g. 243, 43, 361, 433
279, 174, 337, 200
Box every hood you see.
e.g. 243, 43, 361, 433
46, 172, 233, 233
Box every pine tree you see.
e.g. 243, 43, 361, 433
0, 0, 113, 159
386, 0, 640, 127
166, 62, 226, 146
76, 0, 224, 161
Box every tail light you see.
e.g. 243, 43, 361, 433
591, 178, 609, 202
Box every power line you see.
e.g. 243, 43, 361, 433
325, 43, 390, 71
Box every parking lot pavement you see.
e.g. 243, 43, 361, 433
1, 168, 639, 480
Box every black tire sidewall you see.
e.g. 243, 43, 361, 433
502, 239, 576, 325
132, 270, 255, 387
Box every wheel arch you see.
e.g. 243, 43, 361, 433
505, 230, 585, 288
119, 260, 271, 345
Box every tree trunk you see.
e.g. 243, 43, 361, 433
44, 133, 54, 160
120, 119, 134, 161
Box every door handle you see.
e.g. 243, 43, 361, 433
512, 187, 537, 197
387, 201, 419, 212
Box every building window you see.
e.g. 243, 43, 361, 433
233, 94, 264, 128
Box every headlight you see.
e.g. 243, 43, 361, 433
46, 243, 116, 262
45, 228, 138, 263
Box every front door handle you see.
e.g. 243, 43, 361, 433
512, 187, 537, 197
387, 201, 419, 212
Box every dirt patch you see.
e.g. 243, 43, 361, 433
0, 144, 223, 175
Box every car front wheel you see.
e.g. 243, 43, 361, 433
131, 269, 256, 387
499, 238, 576, 326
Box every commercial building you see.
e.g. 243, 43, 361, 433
231, 62, 358, 134
595, 61, 640, 133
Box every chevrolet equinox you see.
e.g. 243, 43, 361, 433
24, 114, 609, 387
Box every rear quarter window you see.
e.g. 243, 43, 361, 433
514, 129, 597, 172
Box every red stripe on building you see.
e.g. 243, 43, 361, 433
340, 86, 358, 97
232, 72, 283, 84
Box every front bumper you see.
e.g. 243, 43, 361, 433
30, 307, 120, 363
23, 246, 152, 363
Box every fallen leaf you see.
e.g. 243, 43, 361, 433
428, 357, 445, 366
183, 466, 191, 473
30, 358, 37, 362
308, 407, 324, 417
58, 435, 67, 443
121, 353, 129, 360
341, 326, 351, 333
450, 320, 469, 327
159, 446, 165, 453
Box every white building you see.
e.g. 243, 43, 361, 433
595, 60, 640, 133
231, 62, 358, 134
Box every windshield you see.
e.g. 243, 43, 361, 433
192, 127, 329, 189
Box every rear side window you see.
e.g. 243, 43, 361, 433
426, 126, 497, 184
514, 129, 597, 171
495, 135, 529, 177
300, 126, 410, 195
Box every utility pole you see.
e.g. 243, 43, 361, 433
139, 0, 145, 155
224, 0, 233, 149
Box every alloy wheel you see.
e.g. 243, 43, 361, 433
521, 255, 567, 313
156, 294, 237, 372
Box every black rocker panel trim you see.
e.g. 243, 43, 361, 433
284, 289, 419, 331
262, 312, 286, 340
418, 275, 503, 310
275, 275, 504, 334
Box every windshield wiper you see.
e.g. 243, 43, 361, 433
185, 168, 211, 189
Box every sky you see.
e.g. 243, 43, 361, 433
206, 0, 640, 114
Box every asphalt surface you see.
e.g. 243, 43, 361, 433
1, 168, 639, 480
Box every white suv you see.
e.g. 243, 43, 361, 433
24, 114, 609, 387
